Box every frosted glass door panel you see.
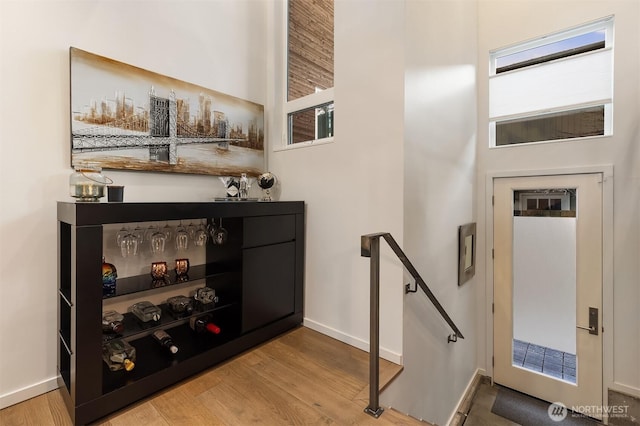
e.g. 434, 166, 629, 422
513, 216, 576, 354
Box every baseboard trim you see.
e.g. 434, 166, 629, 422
303, 318, 403, 365
447, 368, 485, 426
0, 376, 59, 410
610, 382, 640, 399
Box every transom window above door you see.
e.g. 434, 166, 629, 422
489, 16, 614, 147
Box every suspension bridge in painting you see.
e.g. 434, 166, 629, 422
72, 92, 245, 165
72, 130, 235, 151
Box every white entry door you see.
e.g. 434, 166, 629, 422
493, 173, 603, 419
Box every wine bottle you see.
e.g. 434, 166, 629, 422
189, 314, 221, 335
102, 310, 124, 334
152, 330, 179, 354
102, 339, 136, 371
194, 287, 217, 305
166, 295, 194, 316
128, 301, 161, 323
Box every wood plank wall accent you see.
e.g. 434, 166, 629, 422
287, 0, 334, 143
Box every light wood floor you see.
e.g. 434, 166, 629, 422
1, 327, 428, 425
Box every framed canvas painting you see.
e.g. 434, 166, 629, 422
70, 47, 265, 176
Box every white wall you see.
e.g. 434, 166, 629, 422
266, 1, 478, 423
380, 1, 479, 425
0, 0, 267, 408
266, 0, 406, 362
476, 0, 640, 398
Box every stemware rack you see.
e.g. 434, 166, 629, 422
57, 201, 304, 425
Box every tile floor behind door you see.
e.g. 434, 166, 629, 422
513, 339, 576, 383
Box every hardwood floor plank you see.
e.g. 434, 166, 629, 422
248, 345, 391, 423
0, 401, 32, 425
150, 386, 225, 425
0, 327, 427, 425
0, 391, 58, 426
94, 400, 170, 426
236, 347, 267, 367
277, 328, 372, 383
175, 366, 224, 399
270, 328, 404, 404
241, 331, 425, 425
353, 363, 404, 402
256, 338, 365, 399
45, 391, 72, 426
198, 360, 333, 425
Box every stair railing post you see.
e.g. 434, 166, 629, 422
363, 234, 384, 418
361, 231, 464, 419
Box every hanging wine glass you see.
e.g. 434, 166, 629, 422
162, 222, 173, 243
175, 221, 189, 251
213, 218, 228, 245
150, 228, 167, 254
208, 219, 218, 243
186, 221, 198, 242
120, 232, 139, 257
194, 219, 208, 247
132, 224, 145, 245
144, 224, 159, 244
116, 225, 130, 247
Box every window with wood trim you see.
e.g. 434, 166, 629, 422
286, 0, 334, 145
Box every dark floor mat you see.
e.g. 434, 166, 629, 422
491, 386, 599, 425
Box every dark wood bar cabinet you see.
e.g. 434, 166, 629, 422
57, 201, 304, 425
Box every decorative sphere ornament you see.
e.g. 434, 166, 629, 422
258, 172, 276, 189
257, 172, 277, 201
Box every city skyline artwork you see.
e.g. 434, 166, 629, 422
70, 47, 265, 176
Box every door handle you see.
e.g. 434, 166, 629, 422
576, 307, 598, 335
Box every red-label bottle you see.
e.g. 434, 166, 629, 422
189, 315, 221, 335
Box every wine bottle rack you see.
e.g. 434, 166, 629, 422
57, 201, 304, 425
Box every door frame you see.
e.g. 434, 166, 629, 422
483, 165, 613, 417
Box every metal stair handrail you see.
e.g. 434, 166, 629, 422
361, 232, 464, 418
